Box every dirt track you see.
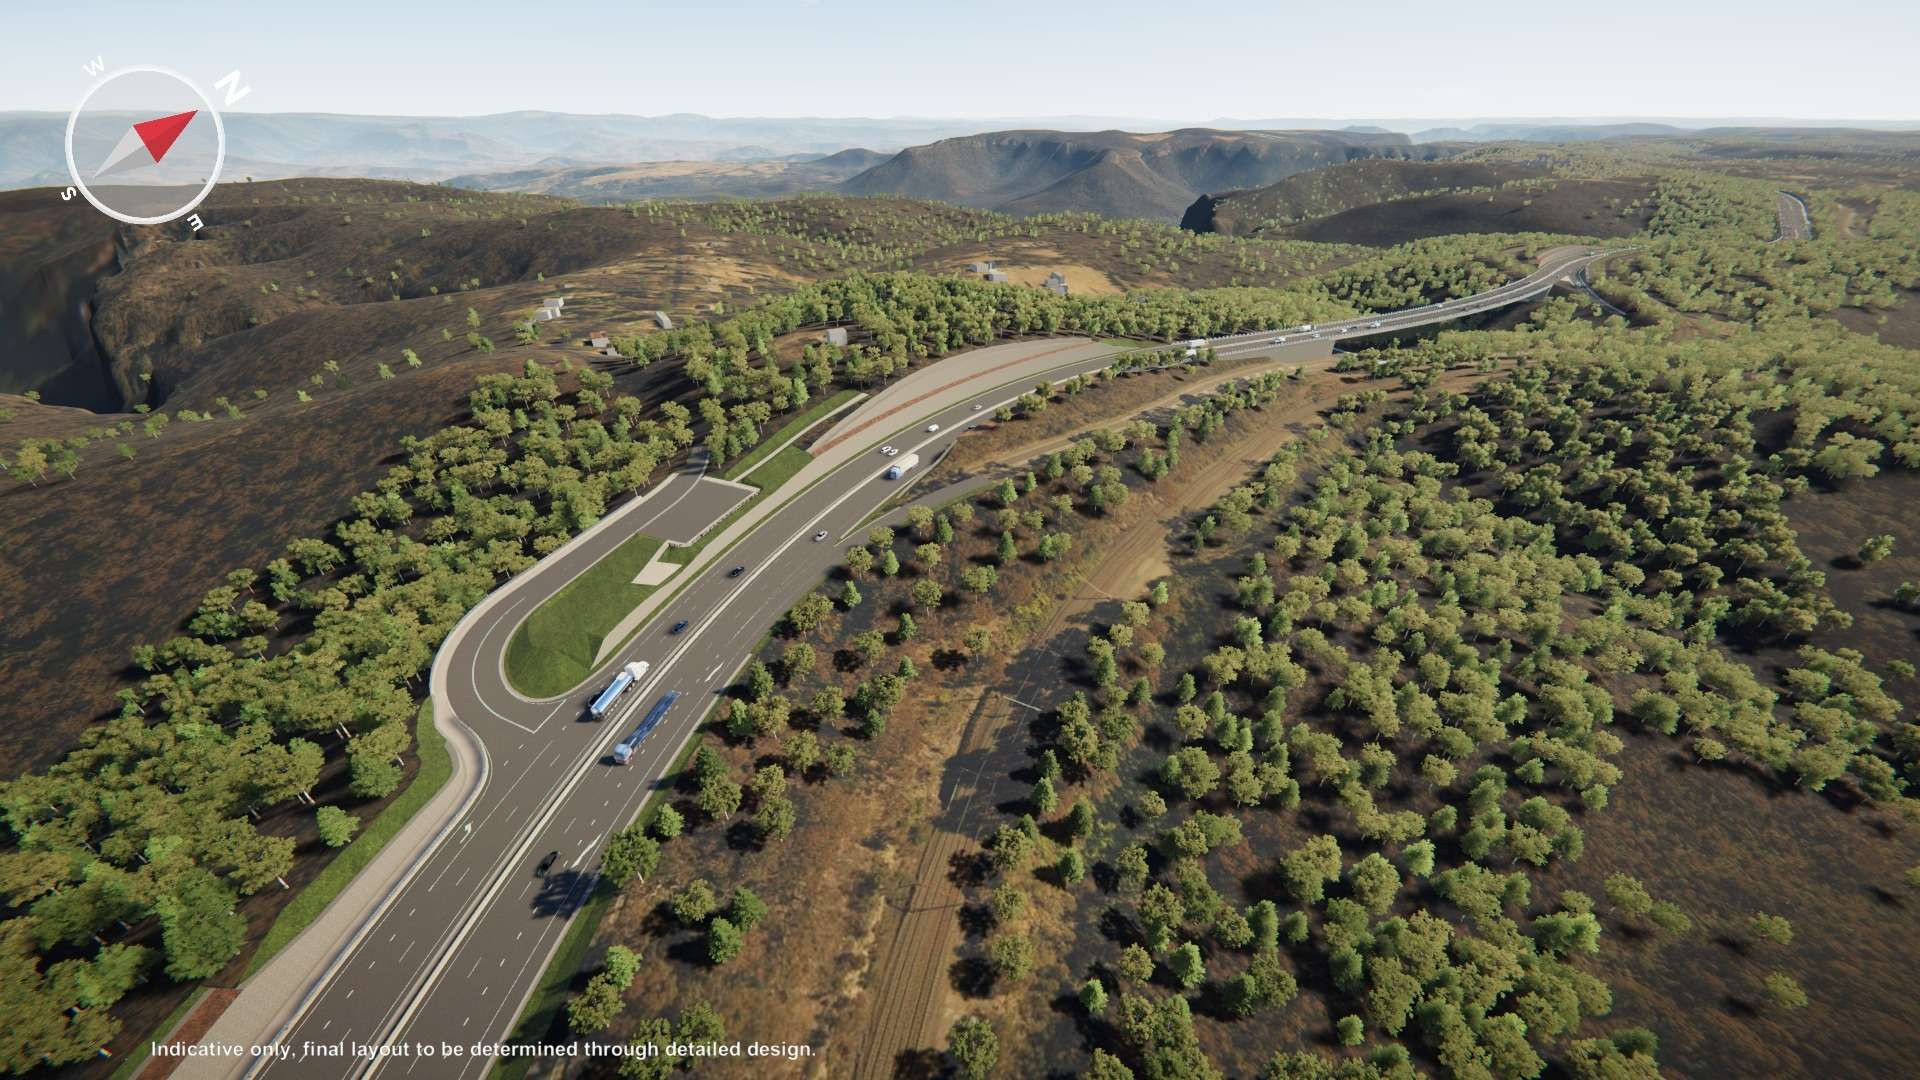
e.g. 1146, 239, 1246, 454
848, 377, 1354, 1078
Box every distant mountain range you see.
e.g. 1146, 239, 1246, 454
835, 129, 1441, 221
0, 112, 1034, 189
4, 110, 1913, 197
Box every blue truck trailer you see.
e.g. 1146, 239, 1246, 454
613, 690, 680, 765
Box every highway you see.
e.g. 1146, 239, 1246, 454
214, 246, 1618, 1079
1775, 190, 1813, 241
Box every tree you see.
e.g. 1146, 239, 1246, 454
1749, 912, 1793, 945
1167, 941, 1206, 989
990, 933, 1034, 981
315, 805, 359, 848
696, 769, 743, 820
1761, 970, 1808, 1009
961, 565, 998, 595
1117, 943, 1154, 983
1336, 1015, 1364, 1047
948, 1016, 999, 1080
911, 578, 944, 610
567, 978, 622, 1033
156, 869, 246, 979
838, 580, 863, 609
1031, 776, 1059, 815
348, 754, 403, 799
707, 917, 744, 965
1857, 534, 1895, 564
603, 826, 661, 886
651, 806, 684, 840
1057, 849, 1086, 885
1280, 835, 1343, 905
963, 626, 993, 656
1080, 977, 1109, 1015
672, 879, 719, 926
675, 999, 725, 1048
989, 882, 1026, 924
845, 546, 875, 577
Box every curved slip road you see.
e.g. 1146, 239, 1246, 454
189, 247, 1618, 1080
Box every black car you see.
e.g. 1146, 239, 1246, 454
669, 619, 689, 635
536, 850, 559, 877
727, 565, 746, 578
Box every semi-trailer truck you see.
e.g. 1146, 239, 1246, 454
588, 660, 650, 720
884, 453, 920, 480
612, 691, 680, 764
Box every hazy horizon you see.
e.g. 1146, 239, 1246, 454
6, 0, 1917, 121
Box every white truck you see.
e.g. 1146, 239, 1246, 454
884, 453, 920, 480
588, 660, 650, 720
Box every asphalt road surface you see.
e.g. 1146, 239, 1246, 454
244, 247, 1616, 1078
1775, 190, 1813, 241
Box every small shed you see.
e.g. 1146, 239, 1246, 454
587, 333, 611, 349
541, 297, 565, 312
824, 327, 849, 347
532, 307, 557, 322
984, 271, 1009, 283
652, 310, 673, 330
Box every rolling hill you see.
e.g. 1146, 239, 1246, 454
446, 148, 889, 201
1183, 157, 1659, 245
838, 128, 1438, 221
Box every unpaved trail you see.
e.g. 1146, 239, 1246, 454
848, 378, 1354, 1078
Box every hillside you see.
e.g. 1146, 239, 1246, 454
446, 149, 889, 201
0, 179, 1362, 774
1185, 158, 1659, 246
840, 128, 1436, 221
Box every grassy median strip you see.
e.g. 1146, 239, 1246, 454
503, 533, 666, 698
717, 388, 860, 482
246, 700, 452, 978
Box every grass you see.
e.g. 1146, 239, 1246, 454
502, 393, 853, 695
246, 700, 452, 977
717, 388, 861, 481
490, 731, 705, 1080
503, 533, 666, 697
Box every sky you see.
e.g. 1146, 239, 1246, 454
5, 0, 1917, 122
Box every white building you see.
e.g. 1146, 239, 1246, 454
984, 271, 1009, 283
825, 327, 849, 347
587, 333, 611, 349
652, 310, 673, 330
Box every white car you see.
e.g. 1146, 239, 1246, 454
927, 423, 940, 433
1270, 336, 1287, 344
1310, 331, 1322, 339
971, 403, 983, 411
884, 446, 900, 456
1368, 320, 1383, 329
813, 530, 828, 542
879, 445, 894, 456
